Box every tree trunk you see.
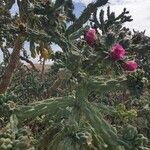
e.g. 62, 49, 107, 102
0, 34, 24, 94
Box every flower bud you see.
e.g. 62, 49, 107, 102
85, 28, 97, 46
110, 43, 125, 61
123, 60, 138, 72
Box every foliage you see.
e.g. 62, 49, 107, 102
0, 0, 150, 150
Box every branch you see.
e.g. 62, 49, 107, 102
20, 56, 39, 72
15, 96, 75, 121
44, 68, 72, 98
87, 76, 128, 93
41, 59, 45, 79
93, 7, 133, 33
66, 3, 96, 35
0, 34, 25, 94
66, 0, 108, 35
44, 78, 63, 98
7, 25, 52, 42
6, 25, 69, 52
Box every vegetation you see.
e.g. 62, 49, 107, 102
0, 0, 149, 149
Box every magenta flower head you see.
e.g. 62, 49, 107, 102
85, 28, 97, 46
110, 43, 125, 61
123, 60, 138, 72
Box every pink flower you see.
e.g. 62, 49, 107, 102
123, 60, 138, 72
85, 28, 97, 46
110, 43, 125, 61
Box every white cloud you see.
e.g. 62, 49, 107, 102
73, 0, 150, 5
73, 0, 94, 5
73, 0, 150, 35
105, 0, 150, 35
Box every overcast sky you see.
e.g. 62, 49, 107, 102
74, 0, 150, 35
0, 0, 150, 63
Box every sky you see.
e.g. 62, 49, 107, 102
0, 0, 150, 63
74, 0, 150, 35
